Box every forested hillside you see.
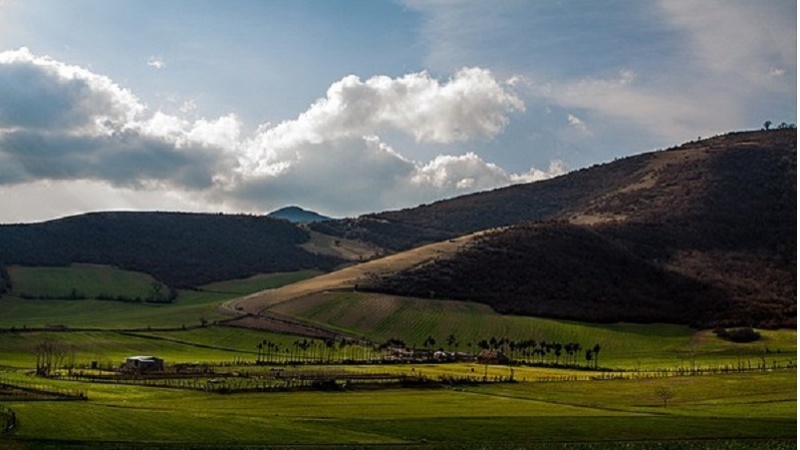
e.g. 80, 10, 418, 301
0, 212, 342, 287
312, 130, 795, 252
1, 130, 793, 329
309, 143, 656, 249
361, 130, 797, 328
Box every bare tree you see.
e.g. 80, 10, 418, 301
654, 387, 675, 408
35, 339, 68, 376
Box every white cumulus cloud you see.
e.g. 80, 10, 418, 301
0, 49, 560, 220
231, 68, 560, 215
0, 47, 236, 189
0, 47, 144, 135
243, 67, 523, 169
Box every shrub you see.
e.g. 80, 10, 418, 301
713, 327, 761, 343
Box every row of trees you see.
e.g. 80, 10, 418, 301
418, 334, 598, 365
762, 120, 796, 130
19, 283, 177, 304
452, 335, 602, 368
256, 338, 375, 364
255, 334, 605, 369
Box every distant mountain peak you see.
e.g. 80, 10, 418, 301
267, 206, 331, 223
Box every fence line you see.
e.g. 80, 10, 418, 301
524, 364, 796, 383
0, 379, 87, 400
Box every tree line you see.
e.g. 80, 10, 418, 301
256, 337, 376, 365
254, 334, 605, 369
17, 282, 178, 304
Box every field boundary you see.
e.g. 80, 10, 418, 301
114, 331, 255, 355
0, 379, 87, 401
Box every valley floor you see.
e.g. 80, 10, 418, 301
0, 269, 795, 449
0, 369, 795, 449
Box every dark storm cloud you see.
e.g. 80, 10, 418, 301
0, 128, 225, 189
0, 48, 231, 190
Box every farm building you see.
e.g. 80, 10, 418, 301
121, 355, 164, 373
433, 350, 452, 361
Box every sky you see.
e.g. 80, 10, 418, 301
0, 0, 795, 223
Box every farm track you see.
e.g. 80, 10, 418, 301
219, 232, 486, 338
223, 310, 349, 340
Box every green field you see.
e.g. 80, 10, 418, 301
269, 291, 797, 369
0, 330, 254, 369
8, 265, 166, 300
0, 267, 795, 448
0, 369, 794, 448
0, 268, 322, 329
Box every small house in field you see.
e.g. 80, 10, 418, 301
121, 355, 164, 373
433, 350, 452, 361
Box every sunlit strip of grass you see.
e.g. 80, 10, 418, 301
0, 270, 323, 330
271, 291, 797, 370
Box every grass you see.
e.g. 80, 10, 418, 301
0, 266, 795, 448
227, 232, 484, 313
473, 370, 797, 414
0, 290, 231, 329
199, 270, 323, 295
0, 370, 794, 447
3, 441, 796, 450
0, 269, 322, 329
8, 264, 163, 300
0, 331, 249, 369
269, 291, 797, 369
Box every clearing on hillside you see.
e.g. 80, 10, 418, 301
8, 264, 166, 300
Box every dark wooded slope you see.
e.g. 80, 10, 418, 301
0, 212, 342, 287
360, 130, 797, 328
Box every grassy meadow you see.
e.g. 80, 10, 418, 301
0, 266, 795, 448
7, 265, 164, 300
0, 268, 321, 329
269, 291, 796, 369
0, 369, 794, 448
